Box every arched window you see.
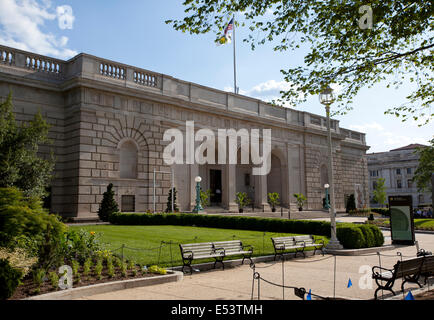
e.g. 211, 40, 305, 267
120, 140, 138, 179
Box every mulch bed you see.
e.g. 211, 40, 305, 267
9, 266, 163, 300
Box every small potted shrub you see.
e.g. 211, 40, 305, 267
267, 192, 280, 212
235, 192, 251, 213
293, 193, 307, 211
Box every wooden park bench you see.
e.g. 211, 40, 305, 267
212, 240, 253, 265
421, 254, 434, 285
271, 235, 325, 260
371, 256, 433, 299
179, 240, 253, 274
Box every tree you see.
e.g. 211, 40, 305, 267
413, 139, 434, 193
346, 194, 356, 213
0, 93, 55, 199
167, 1, 433, 124
165, 187, 180, 213
372, 178, 387, 207
97, 183, 119, 221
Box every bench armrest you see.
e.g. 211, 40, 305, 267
242, 244, 253, 253
372, 266, 394, 277
295, 241, 306, 247
214, 247, 226, 256
274, 244, 285, 250
182, 250, 194, 259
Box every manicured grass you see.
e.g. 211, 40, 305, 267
68, 225, 329, 267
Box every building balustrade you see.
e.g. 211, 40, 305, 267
0, 44, 367, 146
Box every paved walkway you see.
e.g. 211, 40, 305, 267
78, 231, 434, 300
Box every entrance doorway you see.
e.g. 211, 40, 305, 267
209, 169, 222, 205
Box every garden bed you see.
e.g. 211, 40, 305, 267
10, 263, 166, 300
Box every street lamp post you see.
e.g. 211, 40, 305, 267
324, 184, 330, 209
193, 176, 203, 213
320, 86, 343, 250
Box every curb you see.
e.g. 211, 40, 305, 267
23, 270, 183, 300
324, 244, 403, 256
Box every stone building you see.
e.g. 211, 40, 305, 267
0, 45, 370, 220
367, 144, 432, 208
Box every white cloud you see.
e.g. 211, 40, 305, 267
224, 79, 302, 107
349, 121, 430, 152
0, 0, 77, 59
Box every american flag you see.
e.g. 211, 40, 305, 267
224, 18, 234, 36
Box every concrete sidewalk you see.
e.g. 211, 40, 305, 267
77, 231, 434, 300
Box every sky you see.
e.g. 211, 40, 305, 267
0, 0, 432, 153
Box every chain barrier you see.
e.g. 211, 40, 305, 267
248, 245, 422, 301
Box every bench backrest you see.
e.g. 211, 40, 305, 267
394, 257, 425, 278
272, 236, 296, 247
293, 235, 315, 244
421, 255, 434, 273
213, 240, 243, 253
180, 242, 214, 256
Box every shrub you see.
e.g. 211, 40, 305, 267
62, 229, 102, 264
0, 258, 23, 300
165, 188, 179, 213
267, 193, 280, 210
48, 271, 59, 290
148, 265, 167, 275
0, 247, 37, 277
336, 225, 365, 249
200, 189, 211, 208
71, 260, 79, 276
0, 187, 66, 270
32, 268, 46, 292
98, 183, 119, 222
336, 224, 384, 249
82, 258, 92, 276
235, 192, 251, 210
293, 193, 307, 209
94, 259, 103, 280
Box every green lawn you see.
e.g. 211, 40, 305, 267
68, 225, 329, 267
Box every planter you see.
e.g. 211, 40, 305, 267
298, 207, 303, 211
239, 208, 243, 213
272, 208, 276, 212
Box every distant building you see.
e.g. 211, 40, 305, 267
367, 144, 432, 208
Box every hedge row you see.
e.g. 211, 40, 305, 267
336, 223, 384, 249
109, 212, 384, 249
370, 208, 390, 216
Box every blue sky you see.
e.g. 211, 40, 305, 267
0, 0, 432, 152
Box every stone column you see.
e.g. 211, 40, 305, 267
254, 174, 271, 211
190, 164, 199, 211
223, 164, 238, 212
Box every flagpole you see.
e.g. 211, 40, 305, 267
233, 14, 237, 94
